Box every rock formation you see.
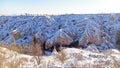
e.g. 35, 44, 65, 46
45, 29, 73, 49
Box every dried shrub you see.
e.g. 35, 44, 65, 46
0, 54, 24, 68
3, 33, 24, 54
19, 57, 28, 63
6, 59, 21, 68
0, 54, 6, 68
6, 57, 29, 68
0, 47, 29, 68
0, 43, 26, 55
29, 34, 44, 65
21, 45, 30, 54
29, 43, 43, 65
6, 44, 24, 54
102, 51, 112, 56
56, 49, 67, 63
0, 42, 5, 47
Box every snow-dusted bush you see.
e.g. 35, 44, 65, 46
6, 44, 24, 54
55, 49, 67, 63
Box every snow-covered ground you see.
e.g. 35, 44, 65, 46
0, 46, 120, 68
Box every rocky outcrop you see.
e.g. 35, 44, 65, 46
45, 29, 73, 49
12, 29, 23, 40
79, 19, 103, 46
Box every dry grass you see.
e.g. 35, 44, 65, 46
0, 34, 44, 67
29, 43, 43, 65
0, 43, 29, 68
0, 54, 6, 68
28, 34, 44, 65
1, 43, 32, 55
102, 51, 112, 56
0, 34, 44, 66
5, 57, 28, 68
56, 49, 67, 63
6, 59, 21, 68
6, 44, 24, 54
29, 43, 43, 56
0, 42, 5, 47
4, 32, 24, 54
0, 42, 27, 54
0, 54, 26, 68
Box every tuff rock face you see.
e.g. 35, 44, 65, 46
0, 14, 120, 51
79, 19, 103, 46
45, 29, 73, 49
12, 29, 23, 40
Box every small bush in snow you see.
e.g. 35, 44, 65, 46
29, 43, 43, 65
29, 35, 44, 65
0, 54, 25, 68
56, 49, 67, 63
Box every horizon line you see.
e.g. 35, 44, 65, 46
1, 12, 120, 16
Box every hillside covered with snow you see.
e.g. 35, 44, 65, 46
0, 14, 120, 51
